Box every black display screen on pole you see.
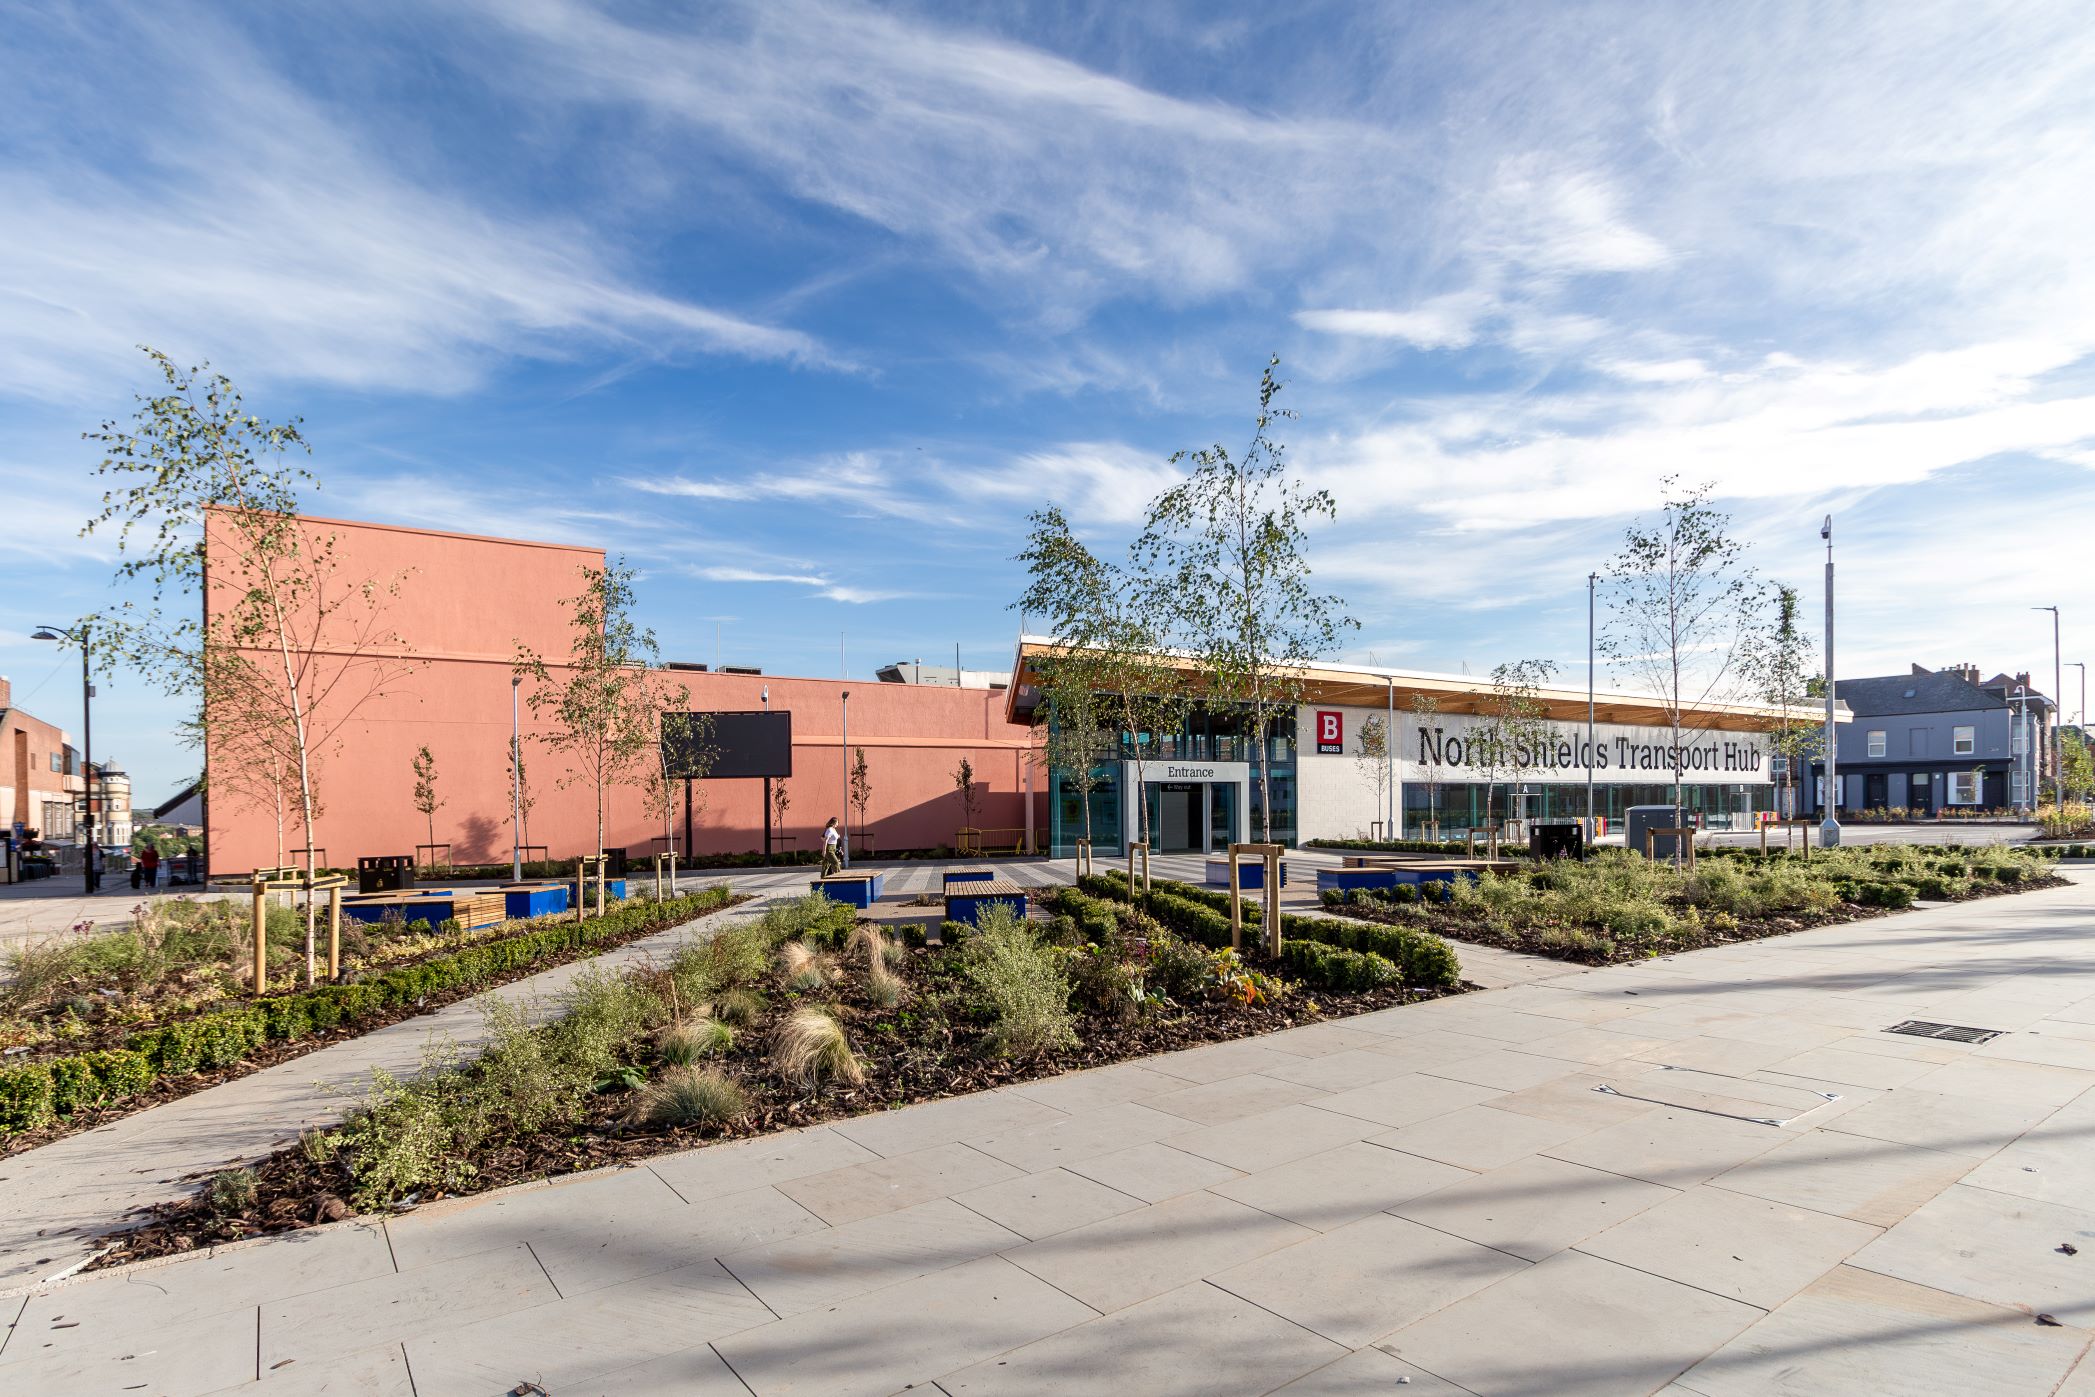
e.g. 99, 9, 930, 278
664, 711, 792, 779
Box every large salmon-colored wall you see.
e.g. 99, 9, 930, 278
204, 513, 1040, 872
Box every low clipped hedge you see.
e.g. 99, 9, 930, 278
1306, 837, 1476, 856
1077, 871, 1461, 990
1280, 939, 1403, 991
0, 886, 737, 1137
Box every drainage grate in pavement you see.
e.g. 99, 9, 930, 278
1884, 1019, 2005, 1044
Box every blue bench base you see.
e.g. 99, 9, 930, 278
945, 891, 1026, 928
1204, 859, 1288, 890
503, 885, 570, 919
814, 872, 885, 908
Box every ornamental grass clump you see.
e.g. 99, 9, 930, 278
962, 904, 1076, 1058
658, 1017, 732, 1066
779, 941, 833, 992
713, 987, 768, 1027
639, 1066, 747, 1129
773, 1006, 865, 1091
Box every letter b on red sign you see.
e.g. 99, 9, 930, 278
1316, 710, 1343, 754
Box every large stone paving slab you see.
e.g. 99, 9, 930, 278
1002, 1189, 1312, 1312
1845, 1184, 2095, 1326
1677, 1265, 2089, 1397
1392, 1153, 1676, 1262
717, 1197, 1022, 1317
0, 1301, 256, 1397
936, 1280, 1342, 1396
1383, 1250, 1761, 1397
1209, 1140, 1473, 1231
1208, 1212, 1528, 1347
712, 1254, 1093, 1397
1709, 1128, 1970, 1227
1575, 1184, 1881, 1309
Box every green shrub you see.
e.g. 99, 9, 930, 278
1067, 945, 1140, 1021
1280, 940, 1402, 991
963, 904, 1076, 1057
714, 987, 768, 1026
208, 1166, 259, 1216
659, 1019, 732, 1065
1144, 932, 1213, 1002
0, 1062, 56, 1132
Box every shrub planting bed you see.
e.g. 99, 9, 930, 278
98, 890, 1464, 1267
1315, 846, 2065, 964
0, 888, 744, 1150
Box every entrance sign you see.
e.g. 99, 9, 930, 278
1315, 710, 1344, 754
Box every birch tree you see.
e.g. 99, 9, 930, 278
83, 349, 416, 986
1601, 478, 1761, 816
1138, 357, 1355, 842
1409, 694, 1448, 837
513, 560, 688, 865
1741, 582, 1818, 819
1016, 506, 1189, 850
1354, 715, 1391, 836
411, 745, 443, 858
1469, 660, 1558, 833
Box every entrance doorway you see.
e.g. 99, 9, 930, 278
1158, 784, 1197, 852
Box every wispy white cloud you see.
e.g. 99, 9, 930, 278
0, 5, 837, 403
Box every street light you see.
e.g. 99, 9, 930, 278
1819, 518, 1839, 848
1587, 571, 1598, 840
31, 622, 96, 894
2035, 606, 2062, 810
510, 675, 523, 883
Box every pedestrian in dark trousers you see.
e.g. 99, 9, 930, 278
821, 817, 843, 876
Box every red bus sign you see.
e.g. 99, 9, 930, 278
1315, 710, 1344, 754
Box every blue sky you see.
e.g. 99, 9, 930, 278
4, 0, 2094, 806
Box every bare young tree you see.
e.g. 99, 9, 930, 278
1015, 506, 1188, 851
849, 746, 873, 850
411, 745, 444, 862
514, 559, 688, 868
1741, 582, 1818, 819
84, 349, 416, 985
1601, 477, 1761, 817
952, 757, 978, 838
1468, 661, 1559, 834
1354, 715, 1391, 837
1139, 357, 1356, 842
1409, 694, 1447, 838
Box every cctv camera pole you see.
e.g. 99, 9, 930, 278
2037, 606, 2062, 809
81, 623, 96, 893
1820, 518, 1840, 848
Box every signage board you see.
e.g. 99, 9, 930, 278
1315, 710, 1344, 754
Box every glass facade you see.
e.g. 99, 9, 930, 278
1403, 780, 1777, 833
1046, 703, 1297, 856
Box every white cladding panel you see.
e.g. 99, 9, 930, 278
1295, 702, 1770, 839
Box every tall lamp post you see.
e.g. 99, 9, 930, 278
31, 623, 96, 893
2035, 606, 2062, 809
1586, 571, 1598, 841
1819, 518, 1840, 848
510, 675, 523, 883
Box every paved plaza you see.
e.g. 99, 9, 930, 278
4, 866, 2094, 1394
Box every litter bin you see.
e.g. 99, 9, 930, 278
1529, 822, 1584, 860
358, 854, 416, 894
1625, 806, 1685, 860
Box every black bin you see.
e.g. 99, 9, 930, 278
1530, 823, 1585, 860
358, 854, 416, 894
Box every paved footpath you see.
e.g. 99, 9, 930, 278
11, 872, 2095, 1395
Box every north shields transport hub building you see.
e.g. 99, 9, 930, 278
1006, 639, 1822, 859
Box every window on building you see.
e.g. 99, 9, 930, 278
1867, 730, 1886, 758
1953, 725, 1975, 755
1909, 729, 1927, 757
2011, 770, 2029, 804
1948, 771, 1979, 805
49, 751, 62, 773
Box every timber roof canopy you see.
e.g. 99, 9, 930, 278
1005, 637, 1850, 733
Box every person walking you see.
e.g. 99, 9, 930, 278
132, 842, 161, 890
820, 817, 843, 876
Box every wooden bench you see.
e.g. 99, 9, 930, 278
942, 868, 995, 890
1204, 858, 1288, 889
342, 888, 506, 929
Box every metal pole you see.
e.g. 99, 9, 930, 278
510, 675, 522, 883
1386, 675, 1396, 841
81, 624, 95, 894
1820, 518, 1840, 847
2038, 606, 2062, 809
840, 689, 850, 869
762, 685, 772, 864
1587, 571, 1597, 839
